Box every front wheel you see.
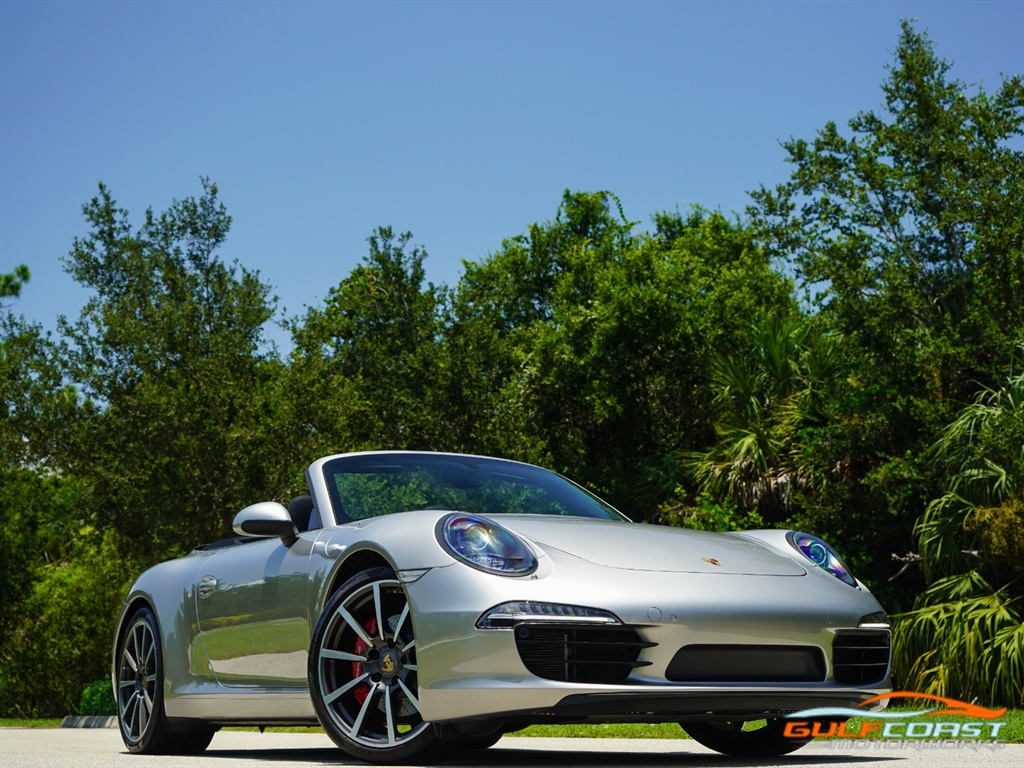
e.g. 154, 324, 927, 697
681, 718, 810, 757
309, 567, 448, 764
115, 606, 214, 754
442, 731, 504, 752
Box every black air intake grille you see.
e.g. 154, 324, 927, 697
514, 623, 654, 684
666, 645, 826, 683
832, 630, 891, 685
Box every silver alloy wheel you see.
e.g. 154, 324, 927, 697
314, 575, 429, 750
117, 613, 158, 745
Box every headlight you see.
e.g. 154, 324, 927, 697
786, 531, 857, 587
436, 513, 537, 576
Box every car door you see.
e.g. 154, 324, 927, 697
195, 531, 321, 688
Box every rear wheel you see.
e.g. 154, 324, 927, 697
681, 718, 810, 757
115, 606, 214, 754
309, 567, 448, 764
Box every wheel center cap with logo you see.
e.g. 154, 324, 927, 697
380, 650, 399, 677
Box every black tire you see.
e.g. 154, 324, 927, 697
442, 732, 503, 752
309, 567, 449, 764
681, 718, 811, 757
115, 606, 214, 755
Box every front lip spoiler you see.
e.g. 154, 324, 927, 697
458, 690, 882, 723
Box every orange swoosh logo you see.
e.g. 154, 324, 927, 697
860, 691, 1006, 719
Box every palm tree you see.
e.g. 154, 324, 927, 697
684, 316, 842, 523
893, 364, 1024, 706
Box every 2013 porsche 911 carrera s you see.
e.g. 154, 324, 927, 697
113, 451, 891, 762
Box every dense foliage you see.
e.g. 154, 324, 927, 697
0, 22, 1020, 715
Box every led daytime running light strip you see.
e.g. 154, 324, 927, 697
477, 601, 621, 629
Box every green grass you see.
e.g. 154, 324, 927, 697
5, 709, 1022, 743
510, 723, 689, 739
998, 713, 1024, 743
511, 708, 1024, 743
0, 719, 62, 728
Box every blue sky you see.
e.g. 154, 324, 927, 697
2, 0, 1021, 349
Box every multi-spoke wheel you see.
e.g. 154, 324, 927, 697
115, 606, 213, 755
309, 567, 446, 764
681, 718, 811, 757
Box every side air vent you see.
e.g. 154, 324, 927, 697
514, 623, 654, 684
832, 630, 891, 685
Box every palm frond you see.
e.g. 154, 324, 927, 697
914, 492, 980, 578
913, 570, 994, 607
682, 316, 843, 520
893, 587, 1023, 706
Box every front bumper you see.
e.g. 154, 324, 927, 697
406, 550, 890, 723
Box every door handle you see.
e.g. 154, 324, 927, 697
198, 575, 217, 599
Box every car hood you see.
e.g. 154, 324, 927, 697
496, 516, 807, 576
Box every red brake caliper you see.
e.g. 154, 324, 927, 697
351, 617, 378, 705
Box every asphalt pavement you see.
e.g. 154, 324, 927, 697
0, 728, 1020, 768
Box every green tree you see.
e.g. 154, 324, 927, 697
751, 20, 1023, 423
439, 193, 627, 465
0, 265, 30, 300
893, 361, 1024, 706
0, 265, 103, 716
57, 180, 281, 553
748, 21, 1023, 603
288, 227, 448, 455
453, 193, 795, 517
1, 182, 289, 716
0, 315, 79, 471
683, 315, 843, 523
0, 526, 131, 717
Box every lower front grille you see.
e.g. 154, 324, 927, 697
666, 644, 827, 683
514, 623, 655, 684
832, 630, 891, 685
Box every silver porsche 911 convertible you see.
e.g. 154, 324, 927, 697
112, 451, 891, 762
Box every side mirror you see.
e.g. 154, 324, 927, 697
232, 501, 299, 546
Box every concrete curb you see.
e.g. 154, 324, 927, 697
60, 716, 117, 728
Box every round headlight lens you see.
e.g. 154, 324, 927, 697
437, 513, 537, 576
787, 531, 857, 587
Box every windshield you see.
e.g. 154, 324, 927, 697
321, 453, 628, 523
